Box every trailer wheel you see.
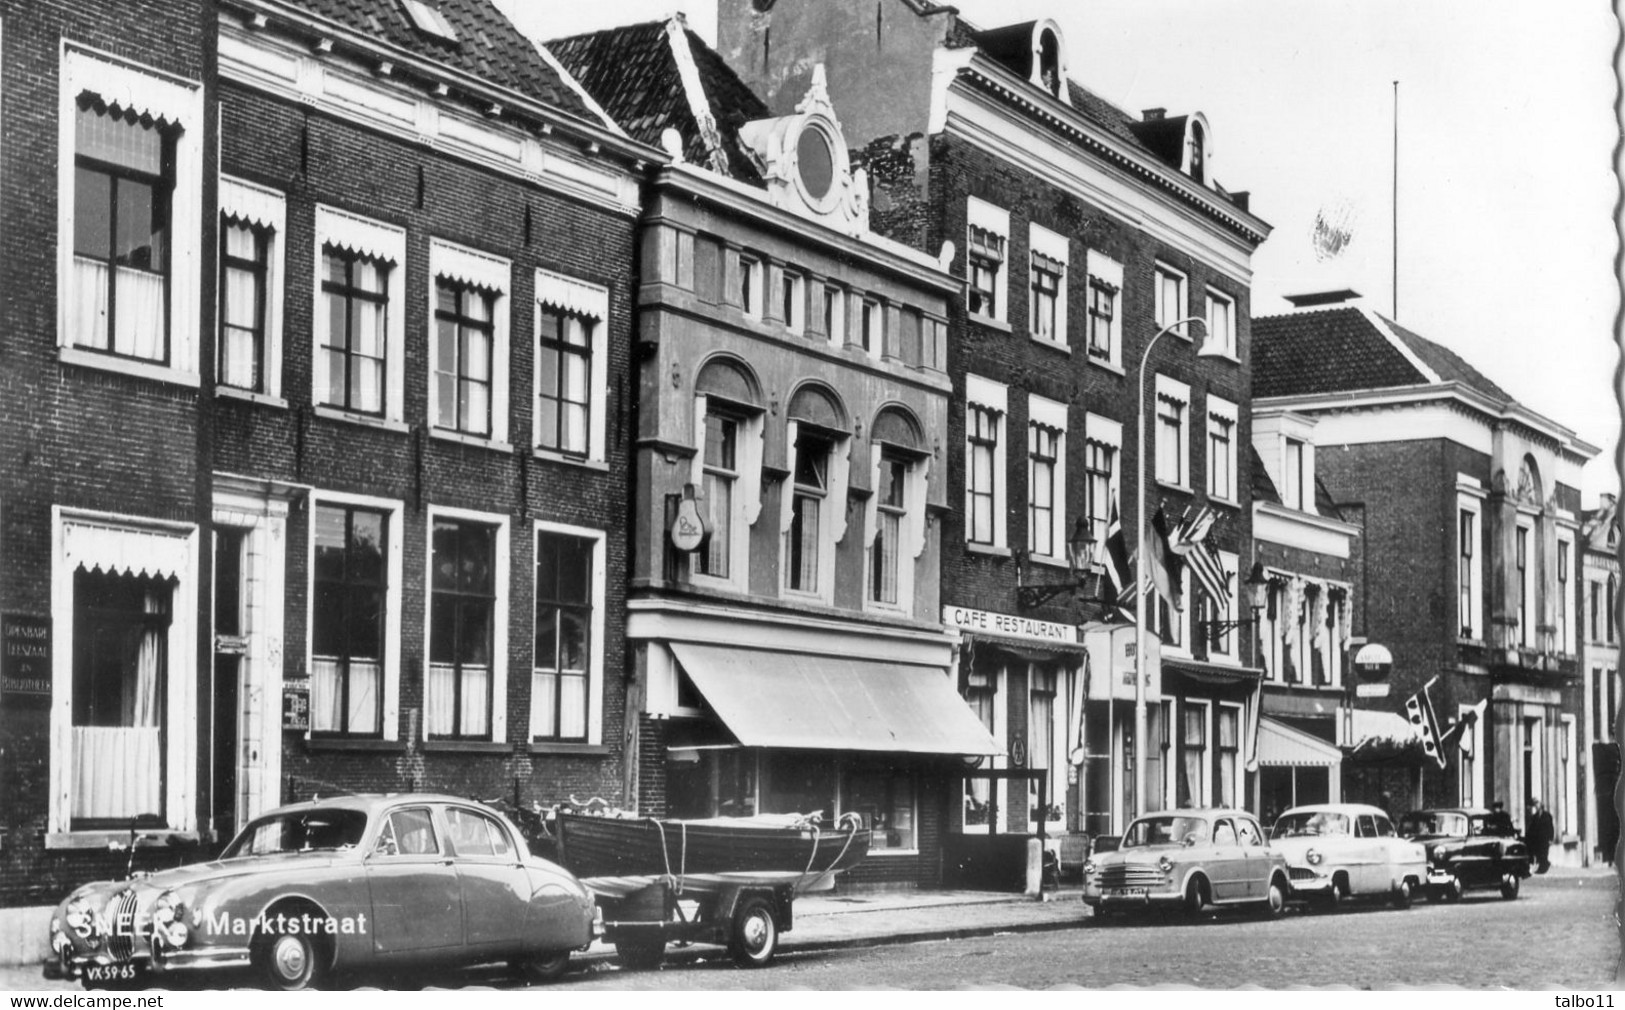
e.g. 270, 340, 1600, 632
614, 939, 665, 971
728, 895, 779, 968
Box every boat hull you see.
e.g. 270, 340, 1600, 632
555, 813, 870, 880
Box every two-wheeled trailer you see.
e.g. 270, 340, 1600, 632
583, 873, 800, 969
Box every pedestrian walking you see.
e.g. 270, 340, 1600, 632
1525, 797, 1555, 873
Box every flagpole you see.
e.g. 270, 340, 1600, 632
1134, 315, 1208, 821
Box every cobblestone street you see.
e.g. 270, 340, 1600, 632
543, 875, 1619, 990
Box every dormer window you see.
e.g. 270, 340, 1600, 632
400, 0, 458, 42
1188, 122, 1205, 183
1181, 114, 1213, 186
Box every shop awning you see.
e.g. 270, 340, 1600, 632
1258, 717, 1342, 768
669, 643, 1000, 757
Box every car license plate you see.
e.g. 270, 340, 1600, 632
84, 963, 143, 984
1107, 887, 1149, 898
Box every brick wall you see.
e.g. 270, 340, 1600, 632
0, 0, 212, 906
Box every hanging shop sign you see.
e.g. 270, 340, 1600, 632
282, 681, 310, 732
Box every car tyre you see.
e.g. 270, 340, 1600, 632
1320, 877, 1346, 913
614, 938, 665, 971
255, 928, 324, 991
1183, 876, 1211, 920
728, 895, 779, 968
1260, 876, 1288, 918
514, 950, 572, 984
1442, 875, 1464, 903
1500, 872, 1520, 900
1390, 877, 1413, 910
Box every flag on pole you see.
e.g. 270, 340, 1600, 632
1174, 505, 1217, 549
1177, 538, 1230, 606
1145, 507, 1182, 610
1104, 501, 1134, 607
1405, 680, 1447, 770
1243, 682, 1263, 773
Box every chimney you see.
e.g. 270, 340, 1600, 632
1283, 289, 1362, 309
1141, 108, 1165, 121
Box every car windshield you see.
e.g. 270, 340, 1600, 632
1272, 811, 1351, 838
1472, 813, 1516, 837
1400, 811, 1467, 837
1121, 815, 1210, 848
223, 809, 370, 858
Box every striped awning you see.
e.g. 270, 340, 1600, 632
1257, 717, 1342, 768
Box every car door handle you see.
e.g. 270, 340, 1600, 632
441, 858, 455, 866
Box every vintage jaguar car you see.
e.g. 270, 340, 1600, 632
1083, 808, 1291, 920
45, 794, 599, 990
1268, 803, 1427, 910
1397, 807, 1531, 901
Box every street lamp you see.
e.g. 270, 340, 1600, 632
1015, 517, 1105, 610
1196, 561, 1270, 648
1133, 315, 1208, 820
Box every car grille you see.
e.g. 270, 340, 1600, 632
1098, 865, 1165, 888
1288, 866, 1320, 882
106, 891, 139, 963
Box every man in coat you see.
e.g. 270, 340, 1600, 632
1525, 797, 1555, 874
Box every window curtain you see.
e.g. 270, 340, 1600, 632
311, 658, 379, 734
114, 266, 165, 360
72, 258, 110, 350
221, 261, 259, 388
532, 669, 586, 740
72, 589, 166, 820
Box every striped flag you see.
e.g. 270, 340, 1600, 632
1104, 501, 1134, 607
1169, 506, 1230, 605
1146, 508, 1182, 610
1405, 681, 1448, 770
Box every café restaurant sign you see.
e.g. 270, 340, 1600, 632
942, 605, 1078, 646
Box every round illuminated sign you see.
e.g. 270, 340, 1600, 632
1352, 642, 1393, 683
671, 495, 707, 553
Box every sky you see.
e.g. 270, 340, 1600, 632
499, 0, 1622, 504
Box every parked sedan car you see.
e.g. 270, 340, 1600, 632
1268, 803, 1427, 910
1083, 808, 1290, 920
1398, 807, 1531, 900
45, 794, 600, 990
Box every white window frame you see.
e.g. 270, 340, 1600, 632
428, 240, 511, 447
965, 374, 1009, 550
423, 505, 510, 744
534, 268, 610, 465
780, 268, 805, 334
737, 251, 763, 319
1202, 287, 1236, 359
1560, 713, 1578, 836
1517, 517, 1535, 647
1153, 262, 1189, 339
313, 205, 407, 425
1084, 251, 1124, 370
689, 393, 765, 595
860, 296, 885, 360
1458, 491, 1484, 640
48, 508, 200, 839
1282, 437, 1307, 511
1180, 698, 1211, 807
1206, 549, 1240, 662
780, 420, 851, 605
863, 443, 929, 617
531, 519, 607, 746
1556, 530, 1574, 654
306, 489, 404, 742
1154, 374, 1191, 489
1027, 223, 1068, 347
1082, 414, 1122, 550
58, 47, 205, 386
1027, 395, 1068, 563
823, 284, 847, 349
966, 197, 1009, 324
1206, 395, 1238, 504
218, 176, 287, 403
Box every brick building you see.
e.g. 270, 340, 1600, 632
1255, 291, 1599, 865
1247, 412, 1361, 820
550, 17, 986, 890
0, 0, 652, 912
717, 1, 1273, 861
1580, 494, 1618, 864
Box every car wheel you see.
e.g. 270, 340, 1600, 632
1260, 877, 1288, 918
728, 895, 780, 968
514, 950, 572, 984
614, 938, 665, 971
1183, 876, 1211, 920
1320, 876, 1346, 913
1443, 875, 1464, 902
1500, 872, 1521, 900
1390, 877, 1413, 910
255, 929, 324, 991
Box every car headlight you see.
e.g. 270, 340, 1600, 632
1083, 859, 1097, 877
1157, 855, 1174, 873
64, 897, 97, 940
1306, 848, 1322, 866
151, 892, 190, 949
